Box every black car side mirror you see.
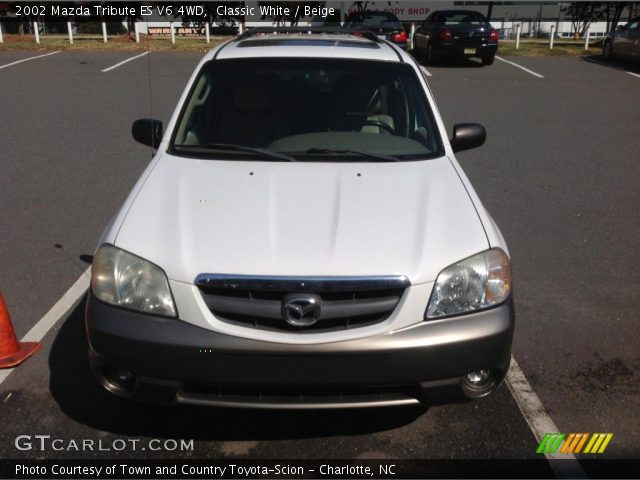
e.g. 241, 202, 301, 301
450, 123, 486, 153
132, 118, 163, 148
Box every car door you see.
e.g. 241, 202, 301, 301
615, 20, 639, 58
627, 19, 640, 60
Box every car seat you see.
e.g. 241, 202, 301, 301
329, 74, 395, 134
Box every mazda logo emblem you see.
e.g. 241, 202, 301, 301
281, 294, 322, 327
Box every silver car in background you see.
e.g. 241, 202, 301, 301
602, 17, 640, 62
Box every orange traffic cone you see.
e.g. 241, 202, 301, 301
0, 292, 41, 368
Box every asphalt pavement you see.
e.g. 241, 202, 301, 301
0, 47, 639, 474
425, 53, 640, 460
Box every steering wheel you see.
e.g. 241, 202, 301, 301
359, 120, 395, 135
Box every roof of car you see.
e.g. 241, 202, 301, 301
208, 31, 405, 63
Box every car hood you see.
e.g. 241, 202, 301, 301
114, 153, 488, 285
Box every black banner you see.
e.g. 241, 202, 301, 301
0, 2, 333, 23
2, 459, 640, 480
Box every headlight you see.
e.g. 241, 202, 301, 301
91, 244, 177, 317
426, 248, 511, 319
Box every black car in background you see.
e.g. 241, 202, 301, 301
602, 17, 640, 62
345, 11, 408, 49
413, 10, 498, 65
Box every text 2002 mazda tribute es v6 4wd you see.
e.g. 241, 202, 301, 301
87, 28, 513, 409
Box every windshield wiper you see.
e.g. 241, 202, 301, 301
302, 148, 399, 162
176, 143, 297, 162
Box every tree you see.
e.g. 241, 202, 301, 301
561, 2, 604, 38
351, 1, 372, 14
486, 2, 494, 21
3, 1, 79, 35
75, 1, 141, 35
602, 2, 628, 32
118, 2, 144, 33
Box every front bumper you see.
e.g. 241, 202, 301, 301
86, 292, 514, 409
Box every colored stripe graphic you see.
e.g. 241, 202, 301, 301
536, 434, 552, 454
537, 433, 565, 454
572, 433, 589, 453
583, 433, 599, 453
538, 433, 613, 454
560, 434, 576, 453
597, 433, 614, 453
584, 433, 613, 454
550, 433, 565, 453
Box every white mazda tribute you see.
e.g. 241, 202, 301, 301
87, 28, 513, 409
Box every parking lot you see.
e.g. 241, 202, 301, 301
1, 46, 639, 474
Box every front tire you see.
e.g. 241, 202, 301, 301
602, 39, 612, 61
482, 54, 495, 66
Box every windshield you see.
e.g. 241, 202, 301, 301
170, 58, 443, 161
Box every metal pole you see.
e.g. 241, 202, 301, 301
410, 22, 415, 50
549, 25, 554, 49
34, 20, 40, 45
102, 21, 107, 43
584, 25, 590, 50
515, 23, 521, 49
239, 22, 243, 34
0, 22, 4, 44
205, 22, 210, 43
170, 21, 175, 44
134, 22, 139, 43
67, 21, 73, 44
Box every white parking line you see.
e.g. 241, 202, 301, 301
495, 55, 544, 78
420, 66, 433, 77
0, 51, 61, 71
0, 268, 90, 387
101, 51, 149, 72
626, 71, 640, 79
506, 357, 586, 479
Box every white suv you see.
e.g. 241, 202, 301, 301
87, 28, 513, 409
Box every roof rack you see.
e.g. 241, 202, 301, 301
236, 27, 382, 44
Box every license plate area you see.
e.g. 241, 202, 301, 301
464, 48, 476, 55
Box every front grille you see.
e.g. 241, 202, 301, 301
195, 275, 409, 333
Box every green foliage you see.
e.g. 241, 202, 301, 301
561, 2, 635, 36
